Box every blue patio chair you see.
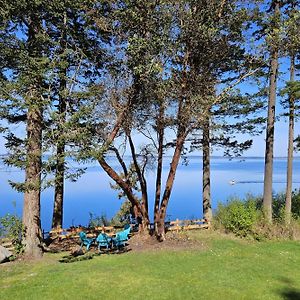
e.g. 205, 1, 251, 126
96, 233, 112, 250
79, 231, 94, 251
113, 225, 131, 248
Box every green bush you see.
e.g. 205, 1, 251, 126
214, 197, 260, 238
0, 213, 24, 254
291, 189, 300, 218
265, 189, 300, 221
88, 200, 133, 228
214, 191, 300, 241
88, 212, 110, 228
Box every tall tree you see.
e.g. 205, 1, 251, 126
281, 0, 300, 224
43, 0, 112, 229
0, 1, 50, 258
262, 0, 281, 222
180, 0, 262, 225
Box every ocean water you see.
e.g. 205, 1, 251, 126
1, 156, 300, 231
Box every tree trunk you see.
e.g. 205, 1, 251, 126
263, 0, 280, 223
98, 157, 150, 226
52, 11, 67, 230
23, 104, 43, 258
202, 116, 212, 224
154, 104, 164, 231
51, 71, 67, 229
128, 134, 148, 214
22, 14, 43, 259
156, 130, 188, 240
52, 141, 65, 229
285, 54, 295, 224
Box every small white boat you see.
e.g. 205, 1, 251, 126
229, 180, 236, 185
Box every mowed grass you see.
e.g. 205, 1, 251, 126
1, 232, 300, 300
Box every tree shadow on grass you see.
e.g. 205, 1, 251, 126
278, 277, 300, 300
280, 288, 300, 300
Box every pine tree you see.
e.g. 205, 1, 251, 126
262, 0, 282, 222
42, 0, 112, 230
281, 0, 300, 223
0, 1, 51, 258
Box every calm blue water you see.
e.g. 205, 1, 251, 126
1, 157, 300, 231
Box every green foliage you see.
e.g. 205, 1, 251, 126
88, 212, 110, 228
272, 189, 300, 221
0, 213, 24, 254
296, 135, 300, 151
110, 200, 132, 227
214, 197, 261, 238
215, 191, 300, 240
88, 200, 132, 228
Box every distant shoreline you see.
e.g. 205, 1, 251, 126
1, 154, 300, 159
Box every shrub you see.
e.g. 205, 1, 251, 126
291, 189, 300, 219
88, 212, 110, 228
214, 191, 300, 241
0, 213, 24, 254
214, 197, 260, 238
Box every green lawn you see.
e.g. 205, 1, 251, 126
1, 232, 300, 300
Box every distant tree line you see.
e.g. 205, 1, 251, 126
0, 0, 299, 258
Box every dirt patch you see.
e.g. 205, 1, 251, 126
44, 231, 207, 253
128, 231, 207, 252
45, 236, 81, 252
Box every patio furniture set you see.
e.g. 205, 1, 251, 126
79, 224, 131, 252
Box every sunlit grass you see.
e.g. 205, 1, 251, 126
1, 231, 300, 300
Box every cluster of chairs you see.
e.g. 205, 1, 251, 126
79, 224, 131, 252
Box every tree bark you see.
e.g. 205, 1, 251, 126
52, 139, 65, 229
128, 134, 148, 213
22, 15, 43, 259
202, 116, 212, 224
156, 129, 188, 240
23, 102, 43, 258
52, 57, 67, 229
52, 11, 68, 230
154, 104, 164, 231
98, 157, 150, 226
263, 0, 280, 223
285, 54, 295, 224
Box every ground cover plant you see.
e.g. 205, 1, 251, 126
213, 191, 300, 240
1, 231, 300, 300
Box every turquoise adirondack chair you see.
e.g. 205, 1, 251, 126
96, 233, 112, 250
113, 225, 131, 248
79, 231, 94, 251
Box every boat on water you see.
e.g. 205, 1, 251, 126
229, 180, 236, 185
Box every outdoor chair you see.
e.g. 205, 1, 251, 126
79, 231, 94, 251
96, 233, 112, 250
112, 225, 131, 248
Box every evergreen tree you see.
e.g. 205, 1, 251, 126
0, 0, 51, 257
262, 0, 282, 223
280, 0, 300, 223
42, 0, 112, 230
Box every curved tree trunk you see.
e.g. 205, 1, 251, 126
156, 130, 188, 240
98, 156, 150, 227
128, 134, 148, 214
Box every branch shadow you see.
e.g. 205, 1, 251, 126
277, 277, 300, 300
